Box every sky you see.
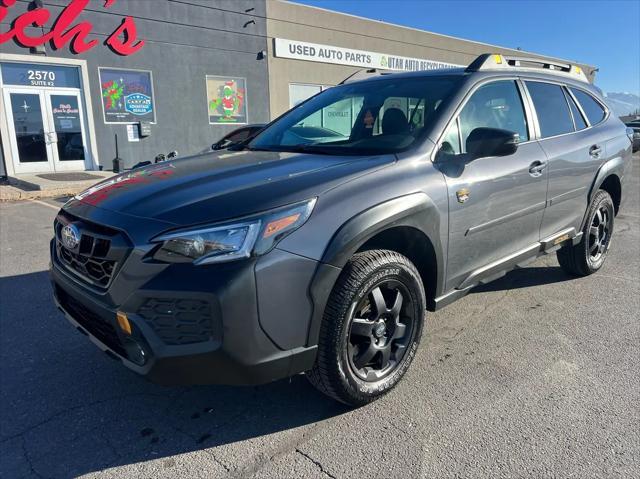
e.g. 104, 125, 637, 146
293, 0, 640, 96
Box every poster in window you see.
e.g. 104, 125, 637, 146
99, 68, 156, 123
206, 76, 247, 124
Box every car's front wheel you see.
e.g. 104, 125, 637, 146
557, 189, 615, 276
307, 250, 426, 406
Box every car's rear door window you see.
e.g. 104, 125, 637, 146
565, 89, 588, 130
570, 88, 606, 126
525, 81, 575, 138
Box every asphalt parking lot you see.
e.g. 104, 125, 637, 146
1, 154, 638, 479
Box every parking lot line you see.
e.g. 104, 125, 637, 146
29, 199, 62, 211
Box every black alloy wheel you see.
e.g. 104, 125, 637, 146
557, 189, 615, 276
347, 280, 414, 381
307, 250, 426, 406
588, 204, 611, 263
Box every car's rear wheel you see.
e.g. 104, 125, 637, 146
307, 250, 426, 406
557, 189, 615, 276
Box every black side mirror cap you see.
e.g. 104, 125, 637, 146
466, 127, 519, 160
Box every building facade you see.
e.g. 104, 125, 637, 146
0, 0, 596, 177
0, 0, 270, 177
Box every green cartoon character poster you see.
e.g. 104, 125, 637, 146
206, 76, 247, 124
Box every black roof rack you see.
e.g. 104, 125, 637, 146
466, 53, 589, 83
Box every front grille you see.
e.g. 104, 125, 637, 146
56, 286, 126, 357
137, 298, 218, 345
57, 244, 116, 287
53, 211, 130, 290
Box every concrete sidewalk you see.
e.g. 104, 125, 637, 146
0, 171, 115, 201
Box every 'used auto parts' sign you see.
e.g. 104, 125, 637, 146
274, 38, 461, 72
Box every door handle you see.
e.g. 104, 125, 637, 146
528, 160, 547, 176
589, 145, 602, 158
46, 132, 58, 144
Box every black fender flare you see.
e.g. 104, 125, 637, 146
581, 156, 625, 230
306, 192, 444, 347
589, 156, 625, 203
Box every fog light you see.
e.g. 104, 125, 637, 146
116, 311, 132, 335
130, 343, 147, 366
124, 338, 148, 366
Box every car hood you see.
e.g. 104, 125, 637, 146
70, 150, 394, 226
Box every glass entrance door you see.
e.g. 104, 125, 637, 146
3, 88, 88, 174
45, 92, 88, 171
3, 89, 54, 173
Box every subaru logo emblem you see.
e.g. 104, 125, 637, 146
61, 223, 80, 250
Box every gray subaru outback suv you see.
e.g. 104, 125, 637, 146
51, 54, 633, 406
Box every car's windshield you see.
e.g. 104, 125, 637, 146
250, 75, 461, 155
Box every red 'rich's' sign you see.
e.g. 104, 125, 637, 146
0, 0, 144, 56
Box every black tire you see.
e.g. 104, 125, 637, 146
307, 250, 426, 406
557, 189, 615, 276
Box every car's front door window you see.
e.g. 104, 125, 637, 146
438, 80, 529, 161
459, 80, 529, 151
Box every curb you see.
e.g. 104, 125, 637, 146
0, 185, 81, 201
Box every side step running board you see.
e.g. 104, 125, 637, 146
432, 227, 578, 311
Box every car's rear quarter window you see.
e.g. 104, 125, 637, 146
570, 88, 606, 126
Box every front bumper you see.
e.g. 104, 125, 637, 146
50, 236, 319, 386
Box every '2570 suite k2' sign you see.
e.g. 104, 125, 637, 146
0, 0, 144, 56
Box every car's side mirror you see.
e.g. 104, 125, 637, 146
466, 127, 519, 160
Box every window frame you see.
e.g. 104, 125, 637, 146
563, 86, 588, 131
566, 86, 609, 128
431, 76, 536, 162
522, 79, 579, 140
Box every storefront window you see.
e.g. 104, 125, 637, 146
289, 84, 324, 127
289, 83, 363, 137
289, 84, 324, 108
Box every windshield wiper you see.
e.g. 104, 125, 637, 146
228, 144, 276, 152
281, 144, 342, 155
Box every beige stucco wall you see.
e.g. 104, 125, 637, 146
266, 0, 596, 119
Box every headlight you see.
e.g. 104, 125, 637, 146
152, 198, 316, 264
